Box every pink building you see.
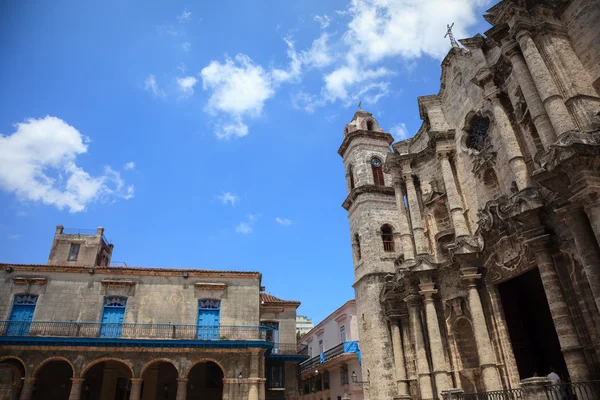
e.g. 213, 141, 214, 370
299, 300, 364, 400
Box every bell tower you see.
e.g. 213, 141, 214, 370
338, 110, 401, 400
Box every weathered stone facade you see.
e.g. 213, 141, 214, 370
339, 1, 600, 399
0, 228, 307, 400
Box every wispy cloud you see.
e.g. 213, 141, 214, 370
124, 161, 135, 171
390, 122, 410, 139
144, 74, 166, 98
217, 192, 239, 206
182, 41, 191, 53
236, 214, 258, 234
0, 116, 134, 212
8, 234, 22, 240
314, 15, 331, 29
178, 9, 192, 24
275, 217, 292, 226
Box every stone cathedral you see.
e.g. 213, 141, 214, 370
338, 0, 600, 399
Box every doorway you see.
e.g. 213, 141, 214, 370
498, 267, 568, 380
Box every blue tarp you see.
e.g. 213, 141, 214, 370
343, 341, 362, 366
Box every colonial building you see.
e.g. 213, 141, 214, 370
0, 226, 308, 400
299, 301, 363, 400
338, 0, 600, 399
295, 316, 314, 337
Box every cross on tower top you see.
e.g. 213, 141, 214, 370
444, 22, 459, 48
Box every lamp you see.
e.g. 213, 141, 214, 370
351, 371, 357, 383
314, 369, 319, 376
238, 372, 243, 385
351, 370, 369, 387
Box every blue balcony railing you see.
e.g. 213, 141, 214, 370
0, 320, 274, 341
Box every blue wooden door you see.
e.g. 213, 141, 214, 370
197, 299, 220, 339
6, 295, 37, 336
99, 297, 127, 338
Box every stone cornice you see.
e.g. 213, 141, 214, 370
0, 263, 261, 279
342, 185, 396, 211
101, 279, 135, 288
194, 282, 228, 291
337, 130, 394, 158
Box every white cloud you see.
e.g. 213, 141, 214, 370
323, 61, 391, 104
343, 0, 486, 62
390, 122, 410, 139
144, 74, 166, 98
291, 91, 324, 113
178, 9, 192, 24
314, 15, 331, 29
124, 161, 135, 170
177, 76, 198, 96
0, 116, 134, 213
201, 54, 275, 139
271, 38, 302, 84
182, 41, 191, 53
217, 192, 239, 206
301, 33, 333, 69
236, 214, 258, 234
275, 217, 292, 226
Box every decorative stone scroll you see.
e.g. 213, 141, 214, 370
476, 187, 544, 233
194, 282, 227, 291
12, 277, 47, 285
101, 279, 135, 288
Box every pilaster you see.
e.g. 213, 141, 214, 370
404, 294, 434, 399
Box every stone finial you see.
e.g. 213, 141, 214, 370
96, 226, 104, 236
55, 225, 64, 235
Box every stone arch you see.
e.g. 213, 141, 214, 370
363, 117, 379, 131
482, 168, 501, 200
32, 356, 74, 378
80, 357, 134, 378
140, 358, 179, 379
0, 356, 27, 377
185, 358, 226, 378
453, 316, 479, 370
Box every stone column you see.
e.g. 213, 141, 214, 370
503, 41, 557, 150
461, 268, 502, 391
514, 29, 578, 136
393, 178, 416, 261
438, 153, 470, 238
175, 378, 187, 400
557, 204, 600, 315
419, 282, 452, 397
129, 378, 143, 400
404, 174, 429, 255
525, 235, 592, 381
401, 314, 417, 383
258, 378, 266, 400
536, 30, 600, 131
390, 319, 410, 398
69, 378, 84, 400
248, 352, 259, 400
18, 378, 36, 400
404, 294, 434, 399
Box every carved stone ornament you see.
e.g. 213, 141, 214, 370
483, 235, 534, 284
537, 130, 600, 172
476, 187, 544, 233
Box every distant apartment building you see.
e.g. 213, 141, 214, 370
298, 300, 363, 400
295, 315, 314, 336
0, 225, 308, 400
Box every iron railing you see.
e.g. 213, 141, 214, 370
61, 228, 110, 244
0, 320, 274, 341
544, 380, 600, 400
271, 343, 309, 355
458, 389, 523, 399
300, 342, 354, 373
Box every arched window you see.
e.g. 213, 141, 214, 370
371, 157, 385, 186
354, 233, 361, 260
366, 120, 374, 131
466, 116, 490, 151
348, 165, 355, 190
381, 224, 394, 252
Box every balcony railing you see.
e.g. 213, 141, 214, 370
300, 342, 359, 373
271, 343, 309, 355
0, 321, 274, 341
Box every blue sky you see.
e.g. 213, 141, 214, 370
0, 0, 492, 324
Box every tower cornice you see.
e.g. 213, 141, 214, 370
338, 130, 394, 158
342, 185, 396, 210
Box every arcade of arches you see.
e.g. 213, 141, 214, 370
0, 350, 262, 400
